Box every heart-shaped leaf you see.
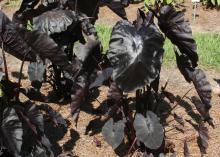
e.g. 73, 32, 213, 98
134, 111, 164, 149
28, 56, 45, 82
0, 11, 35, 61
107, 10, 164, 92
33, 10, 78, 35
102, 118, 125, 149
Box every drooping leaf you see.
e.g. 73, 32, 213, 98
28, 56, 45, 82
134, 111, 164, 149
22, 30, 81, 75
89, 68, 113, 89
107, 10, 164, 92
191, 96, 214, 127
198, 122, 209, 154
0, 11, 34, 61
173, 113, 184, 126
1, 107, 23, 157
102, 118, 125, 149
191, 69, 212, 109
174, 48, 194, 83
1, 10, 79, 76
158, 5, 198, 67
184, 140, 190, 157
33, 10, 78, 35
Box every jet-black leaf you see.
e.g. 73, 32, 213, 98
108, 10, 164, 92
191, 69, 212, 109
158, 5, 198, 67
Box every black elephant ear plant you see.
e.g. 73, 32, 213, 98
101, 5, 213, 156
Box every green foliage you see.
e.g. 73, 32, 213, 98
96, 24, 220, 69
95, 24, 112, 53
2, 0, 21, 8
202, 0, 220, 7
144, 0, 184, 11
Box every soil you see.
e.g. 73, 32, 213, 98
1, 1, 220, 157
96, 0, 220, 32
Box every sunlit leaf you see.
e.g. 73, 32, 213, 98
134, 111, 164, 149
108, 10, 164, 92
102, 118, 125, 149
33, 10, 78, 35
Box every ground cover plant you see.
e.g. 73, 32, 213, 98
0, 0, 218, 156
